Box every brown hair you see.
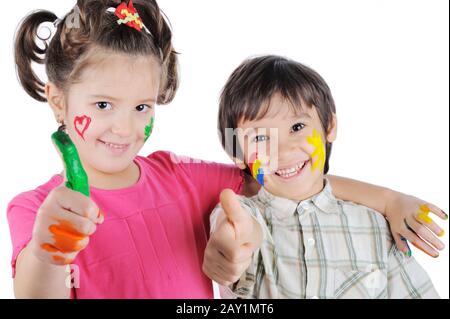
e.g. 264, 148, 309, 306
14, 0, 178, 104
218, 55, 336, 174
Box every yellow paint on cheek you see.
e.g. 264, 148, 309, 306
307, 128, 326, 172
252, 159, 261, 178
416, 204, 433, 224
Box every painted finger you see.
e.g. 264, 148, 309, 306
403, 226, 439, 258
407, 218, 445, 251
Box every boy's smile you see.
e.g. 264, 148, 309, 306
237, 93, 336, 202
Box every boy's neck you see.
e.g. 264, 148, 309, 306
267, 177, 326, 203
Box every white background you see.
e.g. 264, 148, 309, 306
0, 0, 448, 298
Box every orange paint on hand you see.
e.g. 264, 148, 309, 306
48, 220, 86, 253
52, 255, 73, 265
411, 241, 438, 258
41, 243, 59, 253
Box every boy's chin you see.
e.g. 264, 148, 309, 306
265, 175, 324, 202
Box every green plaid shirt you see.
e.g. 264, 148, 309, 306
210, 179, 439, 299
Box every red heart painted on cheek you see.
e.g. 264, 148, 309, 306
74, 116, 92, 140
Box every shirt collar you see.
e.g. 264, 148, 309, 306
256, 178, 339, 220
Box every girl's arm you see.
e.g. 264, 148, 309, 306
328, 175, 447, 258
14, 244, 70, 299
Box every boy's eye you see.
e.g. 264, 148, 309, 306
136, 104, 150, 112
254, 135, 269, 143
96, 102, 112, 110
291, 122, 305, 132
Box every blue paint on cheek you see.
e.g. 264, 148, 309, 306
256, 168, 264, 186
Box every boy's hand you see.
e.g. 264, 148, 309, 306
385, 191, 447, 258
29, 185, 103, 265
203, 189, 262, 286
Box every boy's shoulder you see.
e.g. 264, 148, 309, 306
334, 198, 389, 228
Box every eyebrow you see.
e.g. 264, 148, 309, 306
89, 95, 156, 104
290, 112, 312, 120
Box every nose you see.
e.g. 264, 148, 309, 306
111, 110, 133, 138
277, 135, 301, 162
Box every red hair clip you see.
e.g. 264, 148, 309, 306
114, 0, 145, 32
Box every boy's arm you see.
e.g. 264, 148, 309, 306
387, 246, 440, 298
204, 189, 262, 298
327, 175, 447, 258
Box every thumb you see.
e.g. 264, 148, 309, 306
51, 129, 90, 197
220, 188, 253, 243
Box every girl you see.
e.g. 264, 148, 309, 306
8, 0, 446, 298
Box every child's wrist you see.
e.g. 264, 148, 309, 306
383, 188, 399, 217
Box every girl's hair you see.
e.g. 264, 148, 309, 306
14, 0, 178, 104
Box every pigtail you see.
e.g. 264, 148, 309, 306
14, 10, 58, 102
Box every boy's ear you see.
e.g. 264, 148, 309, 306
326, 114, 337, 143
45, 82, 66, 123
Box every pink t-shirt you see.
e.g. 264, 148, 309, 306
7, 151, 243, 299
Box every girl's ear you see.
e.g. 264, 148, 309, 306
326, 114, 337, 143
45, 82, 66, 123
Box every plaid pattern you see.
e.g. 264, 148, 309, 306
210, 179, 439, 299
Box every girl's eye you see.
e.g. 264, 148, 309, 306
96, 102, 112, 110
136, 104, 150, 112
254, 135, 269, 143
291, 122, 305, 132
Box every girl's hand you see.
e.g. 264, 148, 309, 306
385, 190, 447, 258
29, 185, 103, 265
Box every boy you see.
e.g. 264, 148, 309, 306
203, 55, 439, 298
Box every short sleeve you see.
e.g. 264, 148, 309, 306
179, 155, 244, 197
148, 151, 244, 215
7, 193, 41, 278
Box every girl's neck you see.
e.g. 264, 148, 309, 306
62, 161, 141, 191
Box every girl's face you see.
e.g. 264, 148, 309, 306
63, 53, 161, 186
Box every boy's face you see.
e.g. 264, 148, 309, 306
237, 93, 337, 201
53, 52, 161, 183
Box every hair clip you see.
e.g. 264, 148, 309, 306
106, 0, 152, 35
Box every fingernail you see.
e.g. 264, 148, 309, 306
442, 211, 448, 220
438, 229, 445, 237
433, 253, 439, 258
97, 210, 105, 224
400, 237, 411, 257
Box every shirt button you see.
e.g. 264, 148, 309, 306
307, 238, 315, 246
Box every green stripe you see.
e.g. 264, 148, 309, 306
394, 252, 422, 298
368, 211, 384, 268
338, 202, 358, 270
310, 212, 328, 297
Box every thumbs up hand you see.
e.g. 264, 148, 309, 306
202, 189, 263, 286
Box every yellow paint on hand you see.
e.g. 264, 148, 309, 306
307, 128, 326, 172
417, 204, 433, 224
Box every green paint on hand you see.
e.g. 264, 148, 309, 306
51, 130, 90, 197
